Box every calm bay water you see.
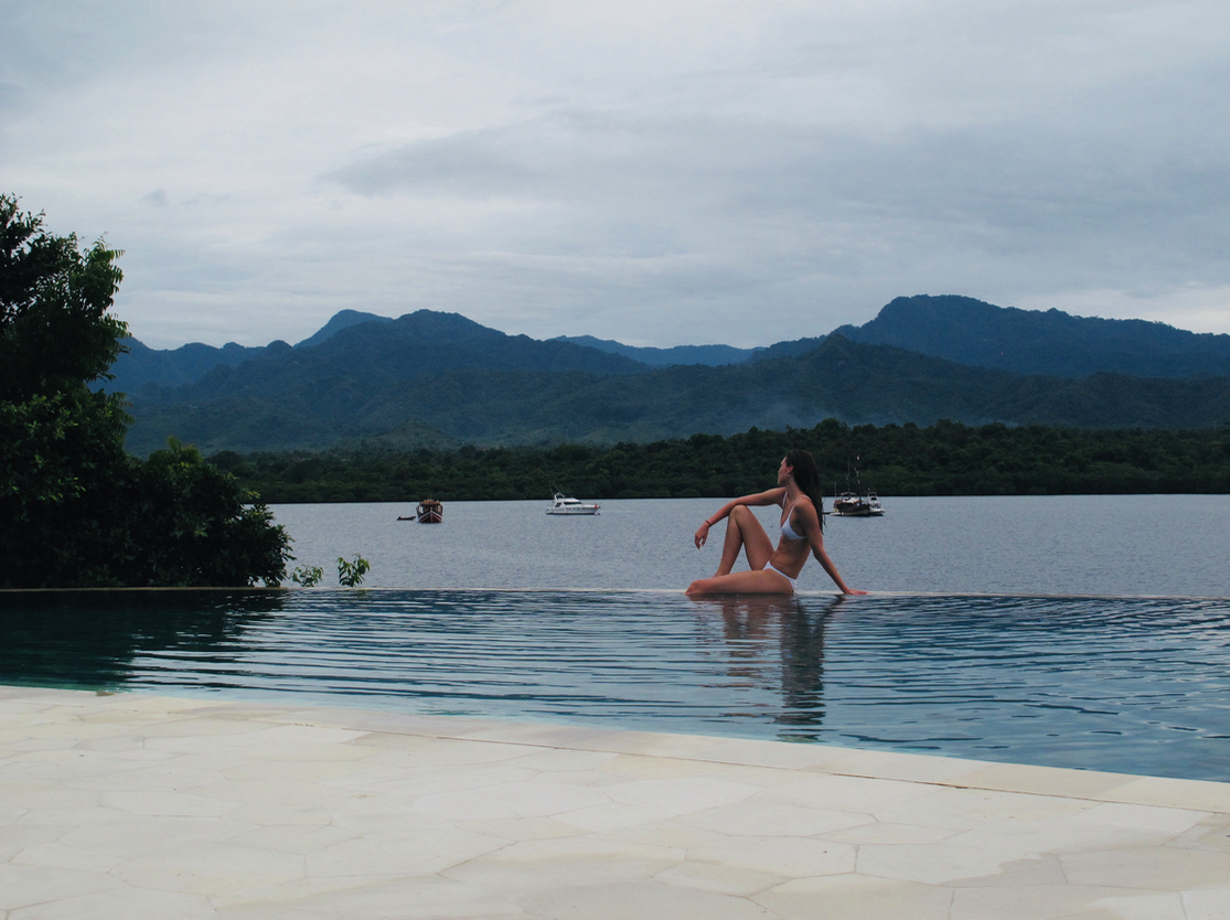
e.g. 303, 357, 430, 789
271, 494, 1230, 597
4, 495, 1229, 781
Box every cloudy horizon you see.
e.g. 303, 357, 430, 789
3, 0, 1228, 349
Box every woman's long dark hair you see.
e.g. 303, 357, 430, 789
785, 448, 824, 532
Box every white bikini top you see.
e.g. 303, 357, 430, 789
780, 502, 804, 541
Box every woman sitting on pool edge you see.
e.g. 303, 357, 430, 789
687, 450, 867, 597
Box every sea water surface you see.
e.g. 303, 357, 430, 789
271, 494, 1230, 597
3, 495, 1229, 781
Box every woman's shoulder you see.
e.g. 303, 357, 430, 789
791, 492, 820, 517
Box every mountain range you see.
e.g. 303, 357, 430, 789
115, 295, 1230, 455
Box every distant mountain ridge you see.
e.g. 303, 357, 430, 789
293, 309, 393, 348
115, 296, 1230, 455
550, 335, 758, 367
124, 332, 1230, 455
833, 294, 1230, 378
138, 309, 647, 408
112, 294, 1230, 396
111, 338, 265, 391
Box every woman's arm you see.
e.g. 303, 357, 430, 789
797, 501, 867, 595
694, 488, 784, 549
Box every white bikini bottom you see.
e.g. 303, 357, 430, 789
763, 561, 797, 593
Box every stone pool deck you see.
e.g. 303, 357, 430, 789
2, 686, 1229, 919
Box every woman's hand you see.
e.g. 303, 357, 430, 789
694, 521, 711, 549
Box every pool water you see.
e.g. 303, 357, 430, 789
3, 589, 1229, 782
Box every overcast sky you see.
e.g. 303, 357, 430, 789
3, 1, 1229, 349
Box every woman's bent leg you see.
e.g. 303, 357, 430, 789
715, 505, 774, 576
686, 568, 794, 596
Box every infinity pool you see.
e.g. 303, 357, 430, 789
4, 589, 1229, 781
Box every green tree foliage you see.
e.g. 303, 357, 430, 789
214, 420, 1230, 504
0, 194, 290, 588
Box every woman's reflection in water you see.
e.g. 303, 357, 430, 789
689, 594, 850, 738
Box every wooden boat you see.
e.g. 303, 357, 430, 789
414, 499, 444, 523
831, 490, 885, 517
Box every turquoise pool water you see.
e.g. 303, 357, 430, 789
3, 589, 1229, 781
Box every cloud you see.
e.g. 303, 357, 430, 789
2, 0, 1229, 347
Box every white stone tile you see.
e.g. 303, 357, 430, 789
64, 764, 224, 793
218, 873, 527, 918
11, 842, 120, 872
550, 801, 659, 832
7, 885, 218, 920
256, 724, 371, 745
219, 758, 375, 784
115, 716, 270, 739
454, 815, 588, 842
826, 821, 960, 845
1066, 802, 1208, 836
204, 875, 390, 912
529, 768, 622, 788
755, 773, 930, 815
821, 749, 991, 784
1108, 776, 1230, 814
597, 752, 722, 779
0, 825, 65, 862
519, 878, 776, 920
506, 748, 619, 773
950, 884, 1162, 920
0, 864, 123, 911
1171, 817, 1230, 855
945, 819, 1167, 856
111, 843, 305, 895
3, 785, 101, 813
688, 835, 857, 879
948, 762, 1135, 800
1183, 888, 1230, 920
359, 733, 541, 765
1060, 847, 1230, 890
304, 827, 508, 877
874, 786, 1091, 831
1092, 892, 1189, 920
655, 860, 785, 897
577, 730, 730, 760
9, 685, 1230, 920
413, 780, 611, 820
348, 763, 537, 798
57, 815, 256, 858
99, 789, 239, 817
708, 763, 814, 788
945, 855, 1069, 889
756, 873, 953, 920
595, 820, 727, 850
856, 842, 1025, 885
601, 777, 758, 818
228, 822, 364, 855
694, 738, 855, 771
677, 800, 873, 837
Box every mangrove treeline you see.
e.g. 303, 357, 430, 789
207, 418, 1230, 503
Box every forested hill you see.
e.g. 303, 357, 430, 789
124, 334, 1230, 455
111, 309, 648, 395
832, 294, 1230, 378
135, 309, 648, 404
113, 295, 1230, 398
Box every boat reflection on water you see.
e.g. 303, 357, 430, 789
685, 594, 848, 738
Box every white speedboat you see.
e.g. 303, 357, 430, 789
546, 492, 600, 515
